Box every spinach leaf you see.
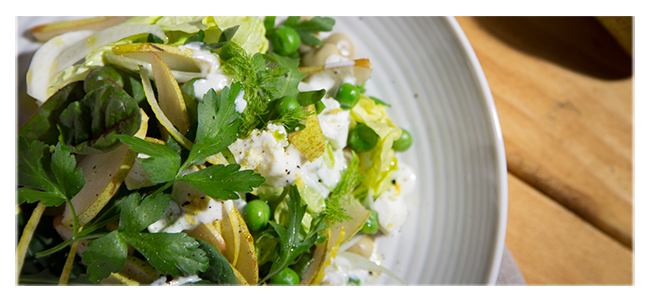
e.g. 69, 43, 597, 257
18, 81, 86, 146
58, 85, 141, 155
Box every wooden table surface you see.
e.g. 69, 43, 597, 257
455, 17, 633, 285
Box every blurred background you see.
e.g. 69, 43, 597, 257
456, 16, 633, 284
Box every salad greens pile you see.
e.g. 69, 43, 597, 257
17, 16, 413, 286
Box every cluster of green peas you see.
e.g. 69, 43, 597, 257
243, 25, 412, 285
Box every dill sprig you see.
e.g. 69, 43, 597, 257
322, 151, 364, 224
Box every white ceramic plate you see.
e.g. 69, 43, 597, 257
16, 16, 507, 285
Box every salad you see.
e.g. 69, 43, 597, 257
16, 16, 415, 286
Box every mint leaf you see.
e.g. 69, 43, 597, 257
117, 135, 181, 183
123, 232, 209, 277
17, 137, 84, 206
182, 85, 242, 169
261, 185, 327, 283
118, 192, 171, 233
179, 164, 265, 200
81, 231, 128, 283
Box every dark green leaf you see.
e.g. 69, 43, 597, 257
184, 30, 206, 45
196, 239, 238, 285
51, 142, 85, 199
182, 84, 242, 169
117, 135, 180, 183
369, 96, 391, 107
261, 185, 326, 282
17, 138, 77, 206
123, 232, 209, 277
81, 231, 128, 283
147, 33, 165, 44
263, 53, 306, 99
286, 16, 335, 47
179, 164, 265, 200
296, 89, 326, 106
18, 81, 86, 146
59, 85, 142, 155
263, 16, 276, 33
118, 192, 171, 233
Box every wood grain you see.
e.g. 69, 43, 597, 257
456, 17, 633, 247
505, 173, 632, 284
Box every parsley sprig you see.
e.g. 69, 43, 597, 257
81, 192, 209, 282
261, 185, 328, 283
117, 83, 266, 199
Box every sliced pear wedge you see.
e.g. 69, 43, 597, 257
299, 58, 372, 86
29, 17, 131, 43
313, 226, 346, 285
229, 204, 259, 285
230, 263, 249, 285
288, 104, 326, 162
186, 219, 226, 254
61, 109, 149, 229
299, 227, 331, 285
221, 200, 241, 265
335, 199, 371, 245
140, 66, 193, 149
149, 52, 191, 135
100, 255, 158, 286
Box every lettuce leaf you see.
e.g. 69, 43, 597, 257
351, 95, 402, 198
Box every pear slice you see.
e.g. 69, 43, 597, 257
313, 226, 346, 285
229, 203, 259, 285
185, 219, 226, 254
100, 256, 158, 286
299, 58, 372, 86
288, 104, 326, 162
230, 263, 249, 285
149, 52, 191, 135
299, 227, 331, 285
140, 66, 193, 150
61, 109, 149, 229
29, 17, 131, 43
221, 200, 241, 265
334, 199, 371, 246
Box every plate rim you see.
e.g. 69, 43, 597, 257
444, 16, 509, 285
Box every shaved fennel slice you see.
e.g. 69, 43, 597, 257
26, 30, 94, 103
51, 24, 168, 76
337, 252, 407, 285
104, 53, 204, 83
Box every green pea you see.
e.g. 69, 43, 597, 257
269, 267, 300, 285
361, 210, 379, 235
275, 96, 301, 117
334, 83, 361, 110
271, 26, 301, 56
348, 124, 379, 152
242, 200, 271, 232
392, 128, 413, 152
